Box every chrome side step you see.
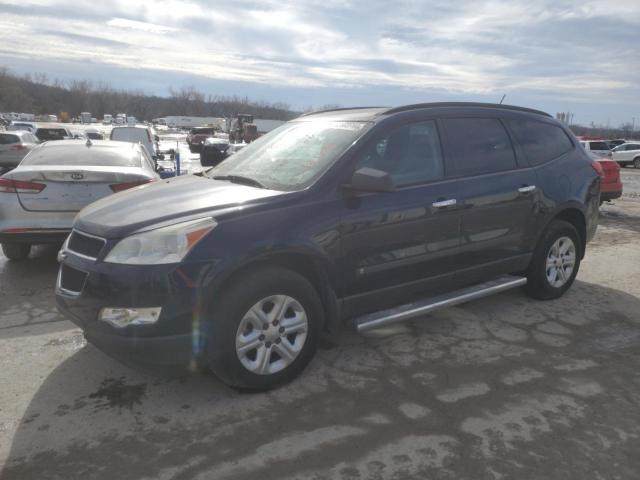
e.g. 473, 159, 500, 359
353, 275, 527, 333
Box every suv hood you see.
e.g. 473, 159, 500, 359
74, 174, 283, 238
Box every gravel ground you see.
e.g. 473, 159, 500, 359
0, 165, 639, 480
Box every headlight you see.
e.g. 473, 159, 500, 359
104, 217, 217, 265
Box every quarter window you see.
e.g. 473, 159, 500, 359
442, 118, 517, 175
355, 121, 444, 187
508, 119, 573, 166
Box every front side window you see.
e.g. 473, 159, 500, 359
508, 119, 573, 166
208, 121, 368, 191
355, 121, 444, 187
442, 118, 517, 175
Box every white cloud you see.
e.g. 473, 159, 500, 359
0, 0, 639, 117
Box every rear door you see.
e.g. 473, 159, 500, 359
440, 117, 539, 284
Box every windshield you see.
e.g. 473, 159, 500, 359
207, 120, 368, 191
21, 145, 141, 167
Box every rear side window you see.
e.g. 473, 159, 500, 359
442, 118, 516, 175
0, 134, 19, 144
21, 145, 141, 167
589, 141, 610, 151
507, 119, 573, 166
35, 128, 68, 141
625, 144, 640, 151
356, 121, 444, 187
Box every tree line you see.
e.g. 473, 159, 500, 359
0, 67, 296, 121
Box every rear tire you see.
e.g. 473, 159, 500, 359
634, 157, 640, 169
205, 267, 323, 391
1, 243, 31, 261
524, 220, 581, 300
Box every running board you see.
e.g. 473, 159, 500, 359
353, 275, 527, 333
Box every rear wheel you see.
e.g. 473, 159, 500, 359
205, 267, 323, 390
524, 220, 581, 300
634, 157, 640, 169
1, 243, 31, 261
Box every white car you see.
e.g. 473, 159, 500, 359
110, 125, 158, 159
8, 121, 37, 133
610, 142, 640, 169
580, 140, 611, 157
0, 140, 160, 260
0, 131, 39, 169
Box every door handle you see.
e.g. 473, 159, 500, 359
518, 185, 536, 193
432, 199, 457, 208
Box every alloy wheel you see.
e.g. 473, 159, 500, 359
235, 295, 308, 375
545, 236, 576, 288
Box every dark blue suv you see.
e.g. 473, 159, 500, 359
56, 103, 600, 390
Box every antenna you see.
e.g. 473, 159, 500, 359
499, 94, 506, 104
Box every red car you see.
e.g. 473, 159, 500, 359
588, 151, 622, 203
186, 127, 218, 153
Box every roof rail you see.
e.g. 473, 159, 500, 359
299, 106, 387, 117
383, 102, 552, 118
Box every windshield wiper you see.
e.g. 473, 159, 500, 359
212, 175, 265, 189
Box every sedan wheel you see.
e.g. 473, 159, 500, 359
634, 158, 640, 169
235, 295, 308, 375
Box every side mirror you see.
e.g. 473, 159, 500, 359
346, 167, 394, 192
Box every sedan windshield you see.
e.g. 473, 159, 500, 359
207, 120, 369, 191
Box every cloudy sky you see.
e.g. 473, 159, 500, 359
0, 0, 638, 125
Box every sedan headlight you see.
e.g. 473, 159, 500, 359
104, 217, 217, 265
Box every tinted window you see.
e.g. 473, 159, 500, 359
508, 119, 573, 165
443, 118, 516, 175
21, 145, 141, 167
626, 144, 640, 151
0, 134, 19, 144
589, 142, 610, 151
355, 121, 444, 186
35, 128, 69, 141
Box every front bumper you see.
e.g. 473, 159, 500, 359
0, 229, 71, 244
55, 252, 210, 370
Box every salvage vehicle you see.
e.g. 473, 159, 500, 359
110, 125, 158, 159
587, 152, 622, 203
0, 140, 159, 260
55, 103, 600, 390
610, 142, 640, 169
0, 131, 39, 169
34, 126, 73, 141
200, 137, 229, 167
187, 127, 218, 153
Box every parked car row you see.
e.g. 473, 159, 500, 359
580, 139, 640, 169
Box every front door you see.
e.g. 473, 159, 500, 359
338, 119, 464, 316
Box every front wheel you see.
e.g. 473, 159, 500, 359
205, 267, 323, 390
634, 157, 640, 169
524, 220, 581, 300
1, 243, 31, 261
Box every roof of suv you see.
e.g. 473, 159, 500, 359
298, 102, 552, 121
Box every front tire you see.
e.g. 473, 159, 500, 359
1, 243, 31, 261
524, 220, 581, 300
634, 157, 640, 169
205, 267, 323, 390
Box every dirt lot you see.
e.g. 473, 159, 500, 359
1, 169, 639, 480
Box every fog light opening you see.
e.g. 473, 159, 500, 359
99, 307, 162, 328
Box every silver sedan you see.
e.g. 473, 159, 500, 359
0, 130, 39, 170
0, 140, 160, 260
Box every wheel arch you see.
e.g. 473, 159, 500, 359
547, 207, 587, 258
204, 250, 340, 334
